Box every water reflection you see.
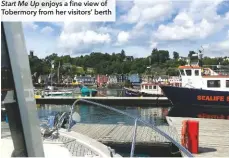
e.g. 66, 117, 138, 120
37, 104, 168, 126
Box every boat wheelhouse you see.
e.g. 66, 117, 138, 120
178, 65, 229, 91
140, 82, 164, 96
140, 77, 182, 96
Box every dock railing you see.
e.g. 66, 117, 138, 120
67, 99, 193, 157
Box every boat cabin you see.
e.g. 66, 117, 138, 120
178, 65, 229, 91
140, 82, 163, 95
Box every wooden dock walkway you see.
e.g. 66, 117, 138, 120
36, 96, 171, 106
166, 116, 229, 157
71, 123, 178, 146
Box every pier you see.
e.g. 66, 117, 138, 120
36, 96, 171, 106
166, 116, 229, 157
71, 123, 181, 156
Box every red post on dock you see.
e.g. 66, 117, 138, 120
181, 120, 199, 154
187, 120, 199, 154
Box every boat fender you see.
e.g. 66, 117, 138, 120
181, 120, 188, 149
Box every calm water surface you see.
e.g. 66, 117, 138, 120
37, 104, 169, 126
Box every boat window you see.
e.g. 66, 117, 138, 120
195, 70, 199, 76
153, 86, 157, 89
185, 70, 192, 76
207, 80, 221, 88
145, 85, 148, 89
180, 69, 185, 76
226, 80, 229, 88
149, 85, 152, 89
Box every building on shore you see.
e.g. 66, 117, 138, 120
75, 76, 96, 85
116, 74, 128, 83
107, 75, 118, 84
96, 75, 109, 86
128, 74, 141, 86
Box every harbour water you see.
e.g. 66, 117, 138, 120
37, 88, 169, 125
37, 104, 169, 126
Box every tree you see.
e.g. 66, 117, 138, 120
173, 51, 179, 60
159, 50, 170, 63
151, 49, 169, 65
28, 50, 227, 78
188, 51, 196, 58
166, 68, 179, 76
151, 48, 159, 64
120, 49, 126, 61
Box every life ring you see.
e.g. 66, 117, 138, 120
181, 120, 188, 148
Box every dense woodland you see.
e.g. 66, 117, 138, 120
29, 49, 229, 77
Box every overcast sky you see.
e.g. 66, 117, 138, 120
23, 0, 229, 58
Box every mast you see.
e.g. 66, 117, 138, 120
51, 60, 54, 95
2, 22, 44, 156
58, 61, 60, 83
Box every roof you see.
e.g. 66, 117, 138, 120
178, 65, 201, 69
202, 75, 229, 78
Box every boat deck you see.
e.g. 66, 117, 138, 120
1, 122, 119, 157
166, 116, 229, 157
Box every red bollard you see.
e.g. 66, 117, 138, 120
187, 120, 199, 154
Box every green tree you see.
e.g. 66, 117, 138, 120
173, 51, 179, 60
120, 49, 126, 61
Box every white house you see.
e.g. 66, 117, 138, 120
107, 75, 118, 84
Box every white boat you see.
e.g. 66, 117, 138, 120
140, 82, 164, 96
160, 51, 229, 119
140, 77, 182, 96
178, 65, 229, 91
43, 86, 80, 97
1, 115, 122, 158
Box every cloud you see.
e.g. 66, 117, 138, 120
57, 22, 111, 54
116, 31, 130, 44
152, 0, 229, 41
202, 39, 229, 56
23, 22, 39, 30
150, 42, 158, 49
154, 18, 216, 40
22, 1, 229, 58
59, 30, 111, 46
40, 26, 54, 34
120, 0, 173, 29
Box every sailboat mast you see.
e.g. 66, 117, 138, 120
58, 61, 60, 83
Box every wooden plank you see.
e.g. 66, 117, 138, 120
71, 123, 178, 146
166, 116, 229, 157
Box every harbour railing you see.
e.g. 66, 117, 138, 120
67, 99, 193, 157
